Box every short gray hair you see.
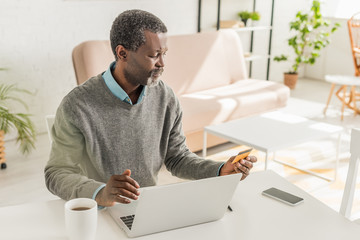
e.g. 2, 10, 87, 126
110, 9, 168, 59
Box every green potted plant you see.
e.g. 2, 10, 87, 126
273, 0, 340, 89
0, 69, 36, 168
238, 11, 261, 27
251, 11, 261, 22
238, 10, 252, 26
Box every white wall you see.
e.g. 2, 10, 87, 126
270, 0, 310, 80
304, 0, 360, 79
322, 0, 360, 19
0, 0, 198, 138
269, 0, 359, 81
2, 0, 352, 143
304, 17, 354, 79
207, 0, 359, 82
199, 0, 310, 81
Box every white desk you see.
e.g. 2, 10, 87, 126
203, 111, 343, 181
1, 171, 359, 240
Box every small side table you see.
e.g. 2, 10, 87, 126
203, 111, 343, 181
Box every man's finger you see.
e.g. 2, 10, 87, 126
117, 188, 139, 200
115, 194, 132, 204
241, 173, 248, 180
246, 156, 257, 163
240, 160, 253, 169
122, 169, 131, 176
112, 174, 140, 188
111, 182, 140, 196
234, 162, 249, 174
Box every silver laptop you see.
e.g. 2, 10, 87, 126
108, 173, 242, 238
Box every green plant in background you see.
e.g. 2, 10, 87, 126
238, 11, 252, 26
238, 11, 261, 26
251, 11, 261, 21
273, 0, 340, 74
0, 70, 36, 155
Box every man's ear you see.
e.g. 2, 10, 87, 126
115, 45, 128, 61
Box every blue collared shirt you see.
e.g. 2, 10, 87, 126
102, 61, 146, 105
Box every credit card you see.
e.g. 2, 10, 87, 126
231, 148, 253, 164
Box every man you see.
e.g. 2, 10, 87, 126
45, 9, 257, 208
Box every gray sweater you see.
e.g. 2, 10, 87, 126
45, 75, 223, 200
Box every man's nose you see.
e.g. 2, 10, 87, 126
156, 54, 165, 68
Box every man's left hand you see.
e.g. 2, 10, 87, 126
219, 155, 257, 180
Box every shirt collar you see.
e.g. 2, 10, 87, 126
102, 61, 146, 105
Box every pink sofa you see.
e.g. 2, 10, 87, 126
72, 30, 289, 152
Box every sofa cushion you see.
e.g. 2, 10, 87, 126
179, 79, 289, 134
162, 30, 248, 95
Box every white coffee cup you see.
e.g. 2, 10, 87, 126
64, 198, 98, 240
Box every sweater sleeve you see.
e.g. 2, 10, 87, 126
164, 100, 224, 180
44, 100, 104, 201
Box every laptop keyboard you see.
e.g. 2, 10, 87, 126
120, 215, 135, 230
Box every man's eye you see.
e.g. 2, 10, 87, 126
150, 53, 166, 59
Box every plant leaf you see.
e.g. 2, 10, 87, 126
0, 82, 36, 154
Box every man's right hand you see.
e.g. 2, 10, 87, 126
95, 169, 140, 207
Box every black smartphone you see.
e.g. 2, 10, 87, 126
262, 187, 304, 206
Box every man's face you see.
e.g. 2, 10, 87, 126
124, 31, 168, 87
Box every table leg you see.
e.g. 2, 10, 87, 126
203, 130, 207, 158
341, 85, 347, 121
334, 133, 342, 181
324, 83, 335, 115
335, 85, 347, 121
264, 151, 269, 170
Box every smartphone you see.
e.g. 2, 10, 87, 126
262, 187, 304, 206
231, 148, 253, 164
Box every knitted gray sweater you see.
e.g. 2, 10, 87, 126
44, 75, 223, 200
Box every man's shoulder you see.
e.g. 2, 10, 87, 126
76, 74, 104, 91
60, 74, 104, 106
67, 74, 103, 97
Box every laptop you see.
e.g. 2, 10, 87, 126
108, 173, 242, 238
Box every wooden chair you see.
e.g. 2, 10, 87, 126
324, 13, 360, 120
340, 128, 360, 222
349, 12, 360, 77
324, 75, 360, 120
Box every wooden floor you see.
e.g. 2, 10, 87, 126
0, 78, 358, 208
